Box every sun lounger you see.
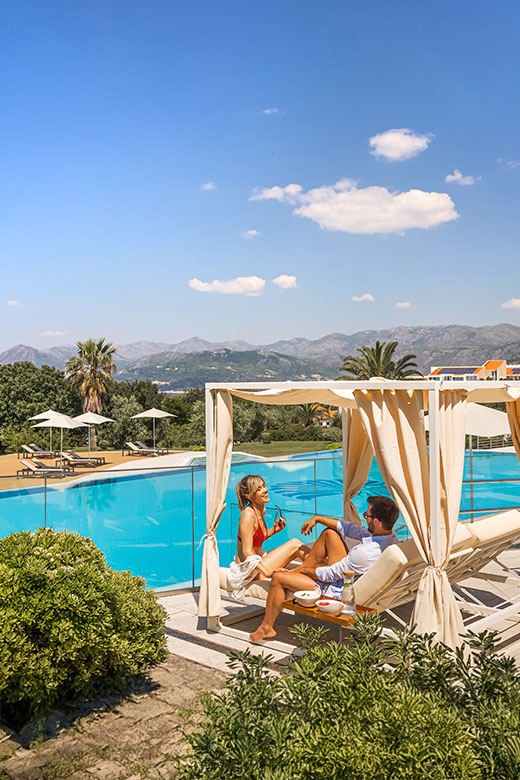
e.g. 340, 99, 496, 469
29, 443, 59, 459
123, 442, 160, 457
19, 444, 57, 459
217, 510, 520, 649
17, 459, 71, 478
136, 441, 170, 455
65, 450, 105, 465
59, 451, 105, 469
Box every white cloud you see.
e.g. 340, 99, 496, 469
188, 276, 265, 296
445, 169, 479, 186
262, 108, 279, 115
352, 293, 375, 303
241, 229, 261, 239
251, 183, 303, 203
40, 330, 67, 336
200, 181, 216, 191
273, 274, 297, 289
395, 301, 411, 309
251, 178, 458, 235
497, 158, 520, 169
501, 298, 520, 309
7, 300, 18, 307
369, 128, 432, 161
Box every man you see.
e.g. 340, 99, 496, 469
249, 495, 399, 642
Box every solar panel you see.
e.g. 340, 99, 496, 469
510, 368, 520, 375
435, 367, 480, 375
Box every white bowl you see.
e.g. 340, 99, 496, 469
294, 590, 320, 608
316, 599, 343, 616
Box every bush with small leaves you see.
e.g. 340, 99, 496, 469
0, 528, 167, 729
177, 616, 520, 780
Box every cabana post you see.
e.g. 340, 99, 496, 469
341, 408, 349, 523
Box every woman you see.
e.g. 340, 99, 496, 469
228, 474, 308, 600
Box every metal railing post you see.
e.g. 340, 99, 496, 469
44, 476, 47, 529
191, 466, 195, 588
469, 435, 474, 522
313, 459, 318, 539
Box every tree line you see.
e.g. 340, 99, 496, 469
0, 337, 420, 453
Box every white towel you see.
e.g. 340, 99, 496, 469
228, 553, 264, 600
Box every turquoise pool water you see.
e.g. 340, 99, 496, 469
0, 451, 519, 590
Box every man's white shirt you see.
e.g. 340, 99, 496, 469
314, 520, 398, 598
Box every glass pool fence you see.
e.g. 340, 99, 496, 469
1, 450, 519, 591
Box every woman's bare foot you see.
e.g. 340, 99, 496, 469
249, 624, 277, 643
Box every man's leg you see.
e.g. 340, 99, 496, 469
249, 570, 316, 642
297, 527, 347, 569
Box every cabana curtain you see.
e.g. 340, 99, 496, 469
343, 409, 373, 525
353, 388, 467, 647
506, 398, 520, 463
198, 391, 233, 618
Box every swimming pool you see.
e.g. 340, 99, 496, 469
0, 451, 519, 590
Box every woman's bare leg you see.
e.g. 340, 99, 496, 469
258, 538, 309, 578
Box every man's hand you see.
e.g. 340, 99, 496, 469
301, 517, 317, 536
292, 565, 317, 580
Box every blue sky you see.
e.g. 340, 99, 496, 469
1, 0, 520, 351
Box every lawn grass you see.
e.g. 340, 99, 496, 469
233, 440, 341, 457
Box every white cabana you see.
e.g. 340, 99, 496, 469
198, 379, 520, 649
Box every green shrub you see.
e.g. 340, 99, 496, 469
315, 426, 342, 442
178, 617, 520, 780
0, 528, 167, 728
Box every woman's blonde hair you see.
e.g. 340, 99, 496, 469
236, 475, 265, 512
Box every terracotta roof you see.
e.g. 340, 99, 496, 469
484, 360, 505, 370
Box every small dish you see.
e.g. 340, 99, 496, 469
294, 590, 320, 608
316, 599, 343, 616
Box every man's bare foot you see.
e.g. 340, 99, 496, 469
249, 625, 277, 643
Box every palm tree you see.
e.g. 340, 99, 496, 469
65, 338, 117, 448
296, 403, 328, 427
337, 340, 421, 380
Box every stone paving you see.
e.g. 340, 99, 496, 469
0, 654, 227, 780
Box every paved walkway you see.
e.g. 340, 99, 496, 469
0, 654, 226, 780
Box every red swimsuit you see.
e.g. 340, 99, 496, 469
238, 519, 268, 547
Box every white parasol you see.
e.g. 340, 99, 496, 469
73, 412, 114, 452
32, 413, 87, 453
130, 407, 176, 449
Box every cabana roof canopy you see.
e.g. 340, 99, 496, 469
206, 378, 520, 407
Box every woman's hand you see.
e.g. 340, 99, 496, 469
272, 514, 286, 535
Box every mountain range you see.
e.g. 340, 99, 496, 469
1, 323, 519, 388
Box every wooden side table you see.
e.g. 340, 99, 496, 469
282, 598, 376, 642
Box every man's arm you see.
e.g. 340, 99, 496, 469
301, 514, 341, 536
315, 555, 350, 583
337, 520, 371, 542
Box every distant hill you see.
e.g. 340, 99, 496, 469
1, 324, 519, 385
0, 344, 77, 369
117, 348, 338, 389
